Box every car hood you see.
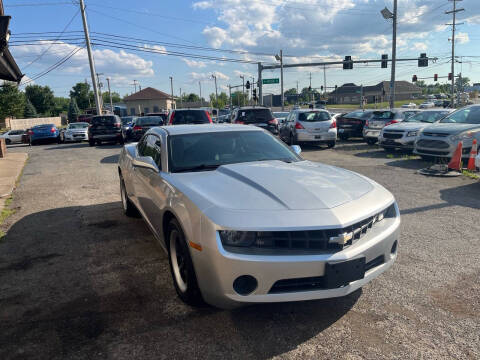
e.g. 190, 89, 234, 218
166, 160, 375, 211
384, 122, 432, 132
421, 123, 480, 135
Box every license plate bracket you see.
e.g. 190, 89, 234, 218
324, 257, 365, 289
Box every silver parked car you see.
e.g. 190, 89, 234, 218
118, 124, 400, 309
60, 122, 89, 142
0, 129, 25, 144
414, 105, 480, 160
363, 109, 419, 145
279, 109, 337, 147
379, 109, 452, 152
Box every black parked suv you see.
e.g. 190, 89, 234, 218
88, 115, 125, 146
131, 116, 165, 141
230, 106, 278, 134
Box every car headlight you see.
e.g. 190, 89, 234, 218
407, 131, 418, 137
450, 132, 474, 142
219, 231, 256, 247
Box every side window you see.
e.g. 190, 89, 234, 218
141, 135, 162, 170
153, 139, 162, 169
137, 136, 148, 156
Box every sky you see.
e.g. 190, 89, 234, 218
6, 0, 480, 99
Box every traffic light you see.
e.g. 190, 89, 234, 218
418, 53, 428, 67
448, 73, 453, 81
434, 74, 438, 81
343, 56, 353, 70
412, 75, 418, 82
308, 86, 312, 91
320, 85, 324, 91
335, 85, 338, 90
245, 80, 250, 90
381, 54, 388, 68
252, 88, 257, 100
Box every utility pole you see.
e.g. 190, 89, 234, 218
251, 76, 255, 105
296, 80, 299, 105
275, 50, 284, 110
169, 76, 174, 109
360, 84, 364, 110
199, 81, 202, 105
229, 85, 232, 109
106, 77, 113, 113
79, 0, 101, 116
257, 63, 263, 105
132, 80, 138, 93
390, 0, 397, 109
96, 72, 103, 110
323, 65, 327, 97
446, 0, 464, 108
309, 72, 313, 104
179, 88, 182, 108
211, 74, 218, 105
240, 75, 245, 106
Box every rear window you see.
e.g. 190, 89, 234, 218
372, 111, 394, 120
345, 111, 365, 119
122, 116, 136, 124
171, 110, 210, 125
236, 109, 273, 124
136, 116, 164, 126
298, 111, 330, 122
33, 124, 55, 129
92, 116, 118, 125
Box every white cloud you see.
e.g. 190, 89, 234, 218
456, 32, 470, 44
193, 1, 213, 10
12, 41, 155, 80
182, 58, 207, 68
188, 71, 229, 83
143, 44, 167, 55
412, 42, 428, 51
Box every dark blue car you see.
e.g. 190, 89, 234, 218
29, 124, 60, 145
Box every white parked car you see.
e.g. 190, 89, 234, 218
419, 102, 435, 109
60, 122, 89, 142
118, 124, 400, 309
401, 103, 416, 109
0, 129, 25, 144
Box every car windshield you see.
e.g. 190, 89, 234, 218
404, 111, 449, 123
236, 109, 273, 124
168, 131, 301, 172
136, 116, 164, 126
439, 106, 480, 124
298, 111, 330, 122
172, 110, 210, 124
68, 123, 88, 129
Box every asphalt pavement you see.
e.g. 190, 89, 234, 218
0, 140, 479, 359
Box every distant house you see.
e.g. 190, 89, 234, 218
123, 87, 175, 115
0, 0, 22, 82
329, 81, 422, 105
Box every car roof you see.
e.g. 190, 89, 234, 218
294, 108, 329, 113
236, 106, 270, 110
151, 124, 262, 136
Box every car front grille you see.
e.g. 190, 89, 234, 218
422, 132, 449, 137
223, 205, 395, 254
383, 132, 403, 139
416, 139, 450, 149
268, 255, 385, 293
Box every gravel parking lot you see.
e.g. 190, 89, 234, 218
1, 141, 479, 359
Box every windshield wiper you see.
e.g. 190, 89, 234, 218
174, 164, 221, 173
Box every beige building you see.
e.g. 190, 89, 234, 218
123, 87, 175, 115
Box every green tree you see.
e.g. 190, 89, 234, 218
0, 83, 25, 121
68, 97, 80, 122
455, 76, 470, 91
183, 93, 200, 103
70, 82, 92, 110
209, 91, 228, 108
52, 97, 70, 116
102, 91, 122, 105
231, 91, 247, 106
25, 84, 55, 116
24, 98, 38, 118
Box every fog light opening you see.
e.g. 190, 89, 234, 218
391, 240, 398, 255
233, 275, 258, 296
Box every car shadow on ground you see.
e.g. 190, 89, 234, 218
45, 143, 90, 150
0, 202, 360, 359
100, 154, 120, 164
299, 144, 331, 153
401, 181, 480, 214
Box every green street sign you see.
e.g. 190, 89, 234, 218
262, 78, 279, 84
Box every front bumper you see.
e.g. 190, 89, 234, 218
296, 129, 337, 143
194, 207, 400, 309
379, 132, 416, 150
413, 137, 472, 159
65, 132, 88, 141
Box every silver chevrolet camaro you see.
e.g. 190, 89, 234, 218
118, 124, 400, 309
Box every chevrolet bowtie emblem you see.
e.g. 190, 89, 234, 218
329, 232, 353, 245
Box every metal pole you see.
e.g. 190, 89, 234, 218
106, 77, 113, 113
79, 0, 101, 116
169, 76, 174, 110
446, 0, 464, 107
360, 84, 364, 110
199, 81, 202, 105
212, 74, 218, 104
296, 81, 299, 105
96, 73, 103, 111
280, 49, 284, 111
179, 88, 182, 108
389, 0, 397, 109
251, 76, 254, 105
323, 65, 327, 97
229, 85, 232, 110
258, 63, 263, 105
309, 72, 313, 104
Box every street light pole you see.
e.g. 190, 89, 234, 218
240, 75, 245, 106
390, 0, 397, 110
79, 0, 101, 116
275, 50, 284, 110
106, 77, 113, 113
199, 81, 202, 105
212, 74, 218, 104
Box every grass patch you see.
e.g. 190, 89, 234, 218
327, 99, 425, 110
462, 170, 480, 180
0, 196, 16, 241
385, 153, 419, 160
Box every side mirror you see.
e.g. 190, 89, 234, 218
133, 156, 159, 172
291, 145, 302, 155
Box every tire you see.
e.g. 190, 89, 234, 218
120, 177, 140, 217
89, 139, 95, 147
5, 138, 11, 145
366, 139, 377, 145
167, 218, 204, 307
339, 134, 349, 141
327, 141, 336, 148
96, 140, 102, 146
